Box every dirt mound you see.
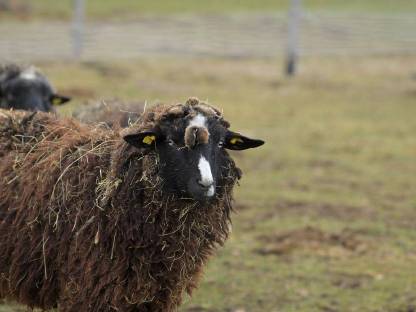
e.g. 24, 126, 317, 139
331, 271, 384, 290
256, 226, 369, 257
251, 201, 377, 225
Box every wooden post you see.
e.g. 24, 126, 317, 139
286, 0, 301, 76
72, 0, 85, 59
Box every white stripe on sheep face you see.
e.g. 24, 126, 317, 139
189, 114, 214, 197
188, 114, 207, 128
198, 156, 213, 186
198, 156, 214, 197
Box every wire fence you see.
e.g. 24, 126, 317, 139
1, 12, 416, 62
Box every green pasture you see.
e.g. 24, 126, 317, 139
1, 55, 416, 311
1, 0, 416, 20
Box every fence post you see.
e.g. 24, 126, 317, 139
285, 0, 302, 76
72, 0, 85, 59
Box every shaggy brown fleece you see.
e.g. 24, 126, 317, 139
0, 100, 240, 311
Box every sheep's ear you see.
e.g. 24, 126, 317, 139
50, 94, 71, 106
224, 131, 264, 150
123, 131, 161, 149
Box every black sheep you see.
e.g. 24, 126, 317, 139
0, 64, 71, 112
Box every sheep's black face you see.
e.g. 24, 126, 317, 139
0, 67, 71, 112
123, 106, 264, 201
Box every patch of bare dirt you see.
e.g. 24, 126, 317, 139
259, 199, 416, 230
391, 305, 416, 312
255, 226, 369, 257
312, 177, 384, 193
379, 298, 416, 312
272, 200, 377, 222
330, 272, 375, 289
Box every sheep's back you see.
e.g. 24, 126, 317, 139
0, 109, 115, 308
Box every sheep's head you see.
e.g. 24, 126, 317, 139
122, 98, 264, 201
0, 65, 71, 112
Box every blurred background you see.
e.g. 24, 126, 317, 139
1, 1, 416, 311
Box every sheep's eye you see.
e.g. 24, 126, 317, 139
167, 139, 175, 146
218, 141, 224, 148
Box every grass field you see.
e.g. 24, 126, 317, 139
1, 55, 416, 311
1, 0, 416, 20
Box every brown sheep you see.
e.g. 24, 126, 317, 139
0, 98, 264, 311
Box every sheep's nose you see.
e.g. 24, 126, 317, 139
197, 179, 213, 189
197, 179, 215, 197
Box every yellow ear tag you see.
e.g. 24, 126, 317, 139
52, 98, 63, 106
142, 135, 156, 145
230, 137, 244, 144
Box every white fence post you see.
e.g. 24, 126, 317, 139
286, 0, 302, 76
72, 0, 85, 59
